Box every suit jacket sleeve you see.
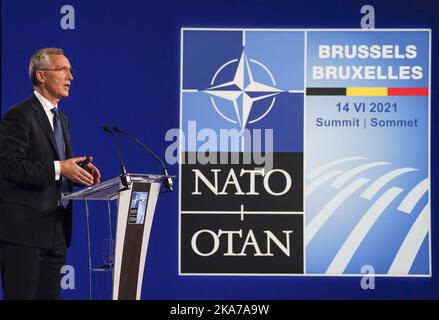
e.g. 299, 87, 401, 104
0, 106, 55, 186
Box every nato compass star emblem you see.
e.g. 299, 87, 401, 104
203, 51, 283, 132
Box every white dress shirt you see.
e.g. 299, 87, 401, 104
34, 90, 62, 181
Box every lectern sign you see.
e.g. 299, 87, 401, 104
129, 192, 149, 224
179, 29, 431, 276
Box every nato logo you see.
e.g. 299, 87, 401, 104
180, 29, 306, 274
204, 50, 282, 133
181, 30, 305, 153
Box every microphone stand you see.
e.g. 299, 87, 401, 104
112, 126, 173, 192
103, 125, 132, 189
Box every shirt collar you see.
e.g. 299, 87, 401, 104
34, 90, 58, 113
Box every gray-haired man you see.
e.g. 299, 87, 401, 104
0, 48, 101, 299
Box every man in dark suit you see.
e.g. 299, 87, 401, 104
0, 48, 101, 299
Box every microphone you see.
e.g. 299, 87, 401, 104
112, 126, 174, 192
102, 125, 131, 188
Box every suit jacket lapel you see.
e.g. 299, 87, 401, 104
30, 95, 61, 159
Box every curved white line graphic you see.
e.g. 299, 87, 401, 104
249, 59, 277, 85
305, 178, 370, 246
361, 168, 417, 200
388, 203, 430, 275
326, 187, 403, 274
306, 170, 342, 197
248, 97, 276, 124
307, 157, 366, 180
331, 162, 390, 189
211, 59, 238, 85
210, 96, 237, 124
398, 178, 429, 214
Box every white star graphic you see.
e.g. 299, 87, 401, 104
204, 51, 282, 131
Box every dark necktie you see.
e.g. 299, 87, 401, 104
51, 108, 69, 208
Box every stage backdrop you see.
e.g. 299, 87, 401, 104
1, 0, 438, 299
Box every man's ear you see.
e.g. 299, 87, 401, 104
35, 70, 46, 84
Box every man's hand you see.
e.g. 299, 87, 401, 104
60, 157, 94, 186
83, 156, 101, 185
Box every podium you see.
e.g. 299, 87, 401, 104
63, 173, 169, 300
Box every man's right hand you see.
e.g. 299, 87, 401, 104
60, 157, 94, 186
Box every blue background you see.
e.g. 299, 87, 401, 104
1, 0, 438, 299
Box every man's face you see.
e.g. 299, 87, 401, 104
39, 54, 73, 101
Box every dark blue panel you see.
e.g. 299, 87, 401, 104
183, 30, 243, 89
